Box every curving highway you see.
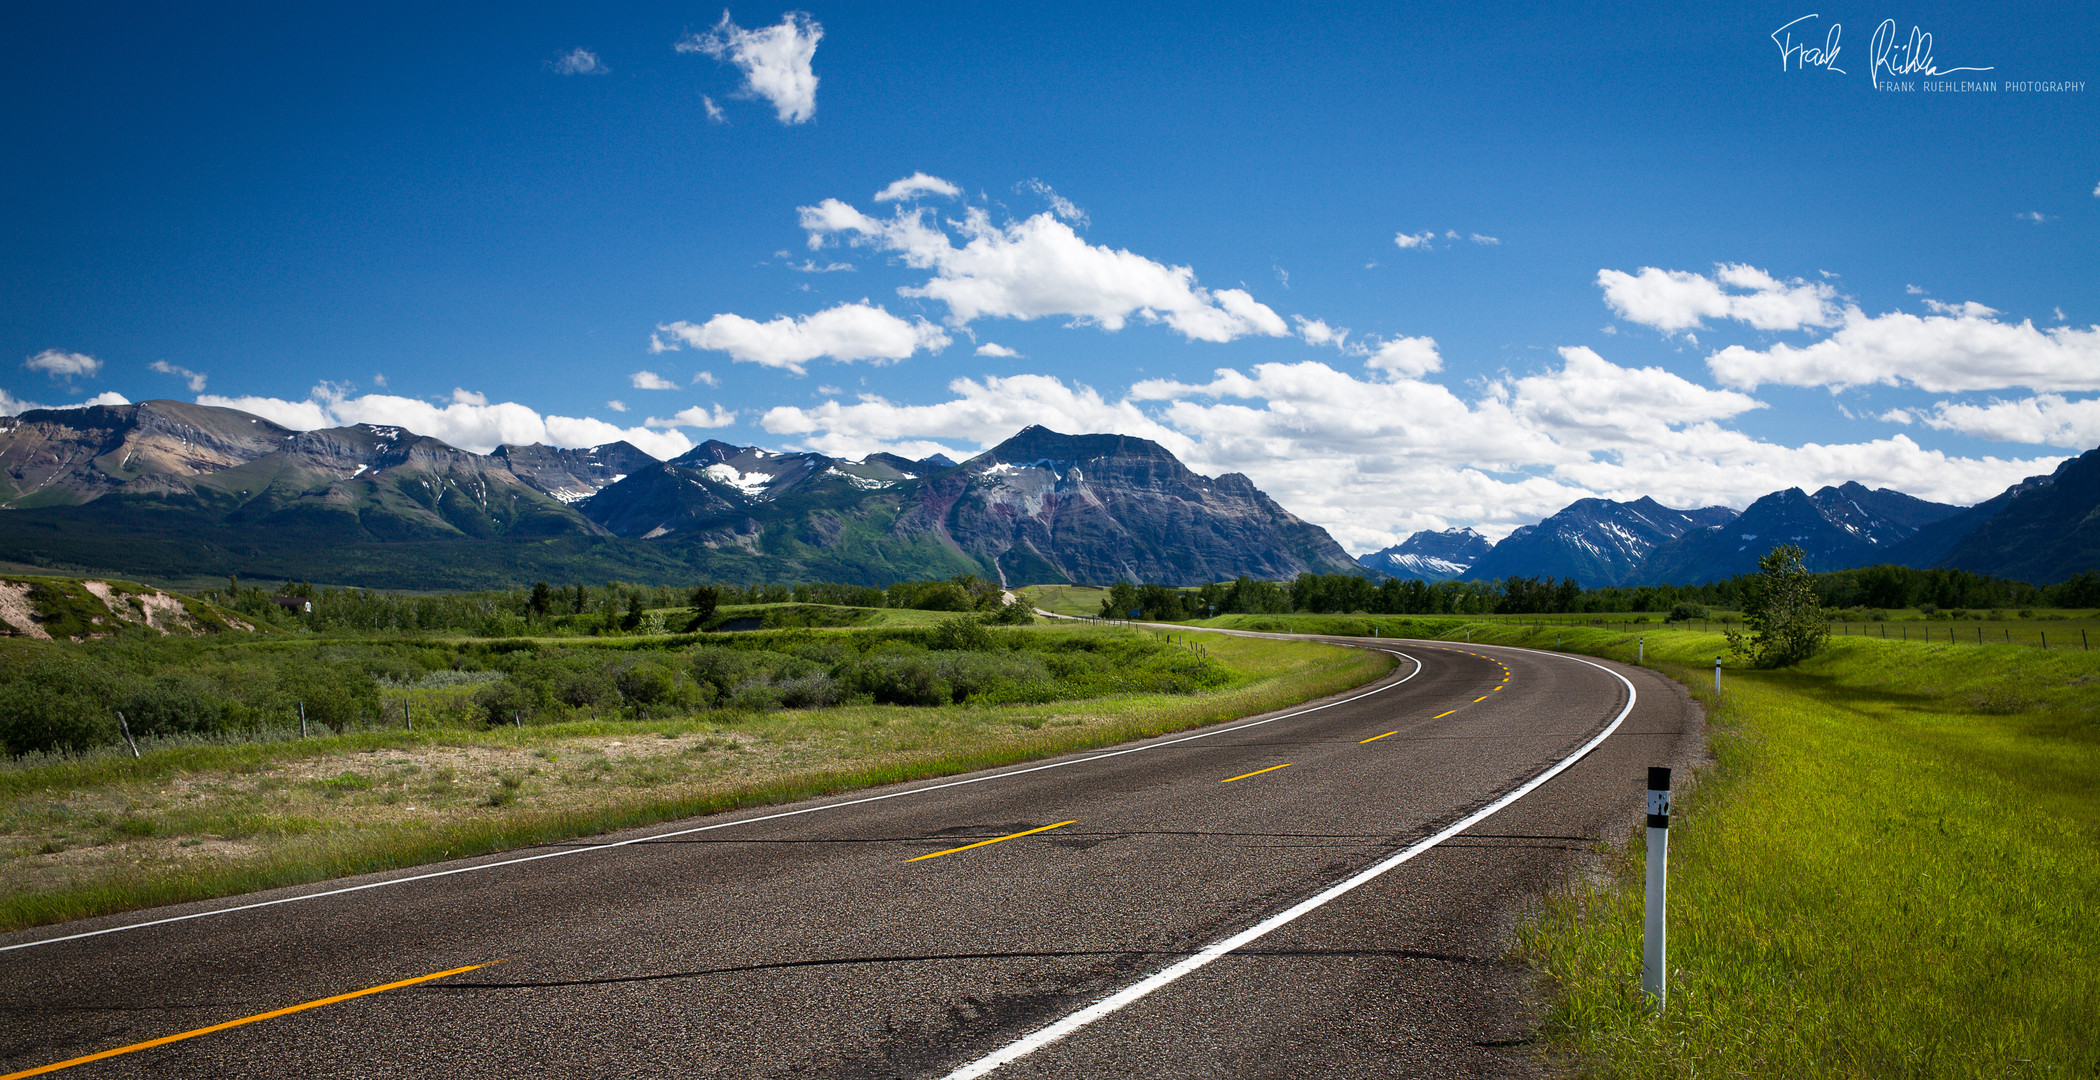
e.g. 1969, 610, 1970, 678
0, 636, 1701, 1079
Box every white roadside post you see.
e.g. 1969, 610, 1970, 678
1639, 636, 1644, 664
1713, 657, 1721, 695
1643, 765, 1672, 1012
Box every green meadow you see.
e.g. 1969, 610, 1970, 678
1151, 609, 2098, 1077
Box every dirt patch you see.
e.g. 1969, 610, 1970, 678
0, 582, 51, 640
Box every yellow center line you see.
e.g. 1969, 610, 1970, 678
1359, 731, 1399, 743
0, 962, 495, 1080
1432, 710, 1456, 719
1221, 763, 1293, 783
1491, 685, 1504, 691
907, 820, 1077, 862
1473, 696, 1489, 702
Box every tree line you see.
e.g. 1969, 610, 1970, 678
1099, 565, 2099, 621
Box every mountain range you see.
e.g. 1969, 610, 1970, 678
0, 399, 2093, 590
0, 401, 1361, 589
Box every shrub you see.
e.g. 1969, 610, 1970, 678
1665, 602, 1708, 623
0, 648, 116, 754
930, 616, 995, 652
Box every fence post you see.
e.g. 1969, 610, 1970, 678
116, 711, 140, 759
1639, 637, 1644, 664
298, 701, 307, 738
1644, 765, 1672, 1012
404, 700, 413, 731
1713, 658, 1721, 696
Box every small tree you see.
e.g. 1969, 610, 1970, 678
528, 581, 554, 618
688, 585, 720, 621
1726, 544, 1829, 667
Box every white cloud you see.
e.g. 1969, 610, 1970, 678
1906, 284, 1927, 294
607, 400, 627, 412
195, 385, 696, 459
1363, 336, 1442, 378
1470, 233, 1500, 245
1598, 263, 1840, 334
789, 259, 852, 273
2056, 307, 2068, 322
799, 198, 1289, 343
678, 12, 821, 124
1707, 305, 2100, 393
1879, 408, 1914, 425
656, 301, 951, 375
149, 360, 207, 391
692, 370, 719, 387
762, 374, 1182, 462
1917, 394, 2100, 448
24, 349, 101, 380
551, 48, 608, 75
1293, 317, 1347, 349
1393, 231, 1434, 249
372, 373, 387, 387
646, 405, 738, 429
760, 350, 2059, 554
1019, 179, 1087, 226
873, 172, 961, 203
975, 342, 1020, 358
2018, 211, 2050, 224
630, 370, 679, 390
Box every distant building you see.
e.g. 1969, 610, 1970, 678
269, 597, 313, 614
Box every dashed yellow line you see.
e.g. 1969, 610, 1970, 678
1359, 731, 1399, 744
1473, 696, 1489, 702
1432, 710, 1456, 719
0, 962, 495, 1079
908, 820, 1077, 862
1222, 763, 1293, 783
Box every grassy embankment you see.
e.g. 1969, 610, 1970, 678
0, 624, 1390, 932
1157, 609, 2096, 1077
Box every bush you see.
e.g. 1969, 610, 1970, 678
930, 616, 995, 652
1665, 602, 1708, 623
0, 648, 116, 754
116, 672, 229, 738
278, 659, 382, 732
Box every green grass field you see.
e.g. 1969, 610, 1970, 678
0, 627, 1391, 931
1358, 618, 2099, 1078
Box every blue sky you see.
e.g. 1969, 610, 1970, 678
5, 2, 2095, 551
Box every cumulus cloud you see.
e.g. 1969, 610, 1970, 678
150, 360, 207, 391
646, 405, 738, 429
758, 349, 2058, 554
606, 400, 627, 412
1294, 317, 1348, 349
1707, 305, 2100, 393
1916, 394, 2100, 448
196, 385, 699, 459
1363, 336, 1442, 379
630, 370, 679, 390
1393, 231, 1434, 249
24, 349, 101, 380
761, 374, 1183, 463
678, 11, 821, 124
799, 197, 1288, 343
655, 301, 951, 375
692, 370, 719, 387
873, 172, 961, 203
1598, 263, 1841, 334
551, 48, 608, 75
975, 342, 1020, 358
1470, 233, 1500, 245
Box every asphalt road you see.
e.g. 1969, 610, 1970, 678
0, 636, 1702, 1079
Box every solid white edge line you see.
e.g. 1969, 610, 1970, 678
939, 644, 1637, 1080
2, 646, 1423, 954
